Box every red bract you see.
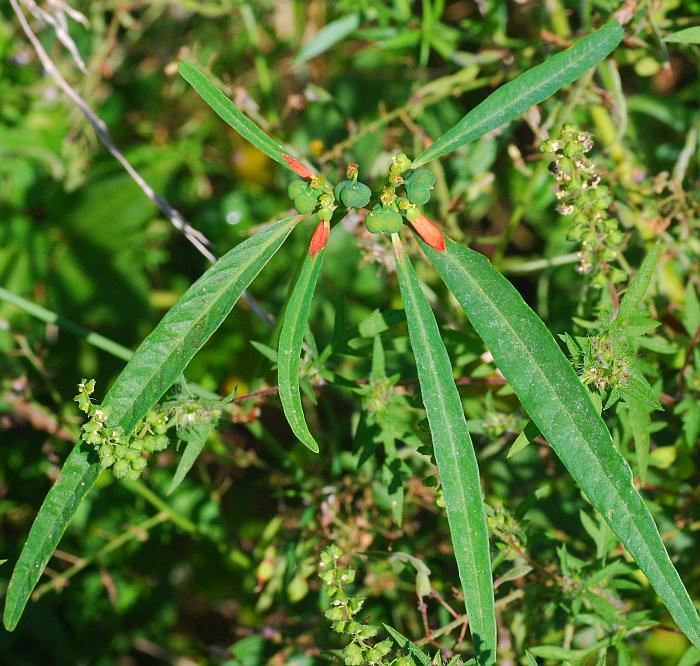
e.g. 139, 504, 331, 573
282, 154, 314, 179
309, 219, 330, 257
410, 214, 446, 251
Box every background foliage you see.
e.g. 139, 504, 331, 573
1, 1, 699, 664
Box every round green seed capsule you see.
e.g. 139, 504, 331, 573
365, 208, 385, 234
334, 180, 352, 201
405, 182, 432, 205
365, 207, 402, 234
406, 167, 436, 188
287, 180, 307, 200
294, 192, 318, 214
339, 181, 371, 208
405, 167, 436, 205
382, 208, 403, 232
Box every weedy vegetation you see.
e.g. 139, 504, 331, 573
1, 1, 700, 664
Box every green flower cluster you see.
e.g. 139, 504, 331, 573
319, 546, 401, 666
365, 154, 436, 235
74, 380, 169, 480
288, 176, 335, 221
578, 333, 631, 392
542, 125, 625, 288
288, 155, 438, 237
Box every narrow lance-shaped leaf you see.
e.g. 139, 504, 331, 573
3, 216, 297, 632
392, 235, 496, 666
412, 21, 624, 167
179, 62, 315, 178
616, 241, 659, 320
421, 235, 700, 648
277, 223, 329, 453
294, 13, 361, 65
167, 419, 219, 495
664, 27, 700, 44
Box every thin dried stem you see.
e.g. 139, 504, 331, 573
10, 0, 273, 325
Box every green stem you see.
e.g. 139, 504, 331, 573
0, 286, 133, 361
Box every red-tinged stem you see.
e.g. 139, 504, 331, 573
309, 219, 330, 256
410, 214, 446, 251
282, 154, 314, 179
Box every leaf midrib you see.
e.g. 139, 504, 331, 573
439, 35, 610, 154
443, 251, 676, 602
398, 255, 488, 631
108, 224, 288, 430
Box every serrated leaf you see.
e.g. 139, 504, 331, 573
393, 236, 496, 666
3, 216, 296, 631
665, 26, 700, 44
617, 242, 660, 320
412, 22, 623, 167
294, 13, 361, 64
179, 62, 312, 175
421, 235, 700, 650
278, 239, 326, 453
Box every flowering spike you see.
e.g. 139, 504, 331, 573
410, 214, 446, 251
282, 154, 314, 179
309, 219, 330, 257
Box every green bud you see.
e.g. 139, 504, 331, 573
405, 206, 419, 222
113, 459, 130, 479
340, 181, 371, 209
416, 571, 431, 597
131, 457, 147, 473
392, 152, 411, 174
294, 192, 318, 214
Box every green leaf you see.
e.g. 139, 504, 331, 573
167, 420, 218, 495
412, 21, 623, 167
392, 236, 496, 666
507, 420, 540, 458
421, 235, 700, 649
679, 646, 700, 666
626, 397, 652, 482
529, 641, 610, 661
278, 240, 326, 453
617, 242, 660, 320
665, 26, 700, 44
3, 216, 296, 631
683, 282, 700, 337
524, 651, 540, 666
294, 13, 361, 65
3, 444, 98, 632
179, 62, 311, 174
